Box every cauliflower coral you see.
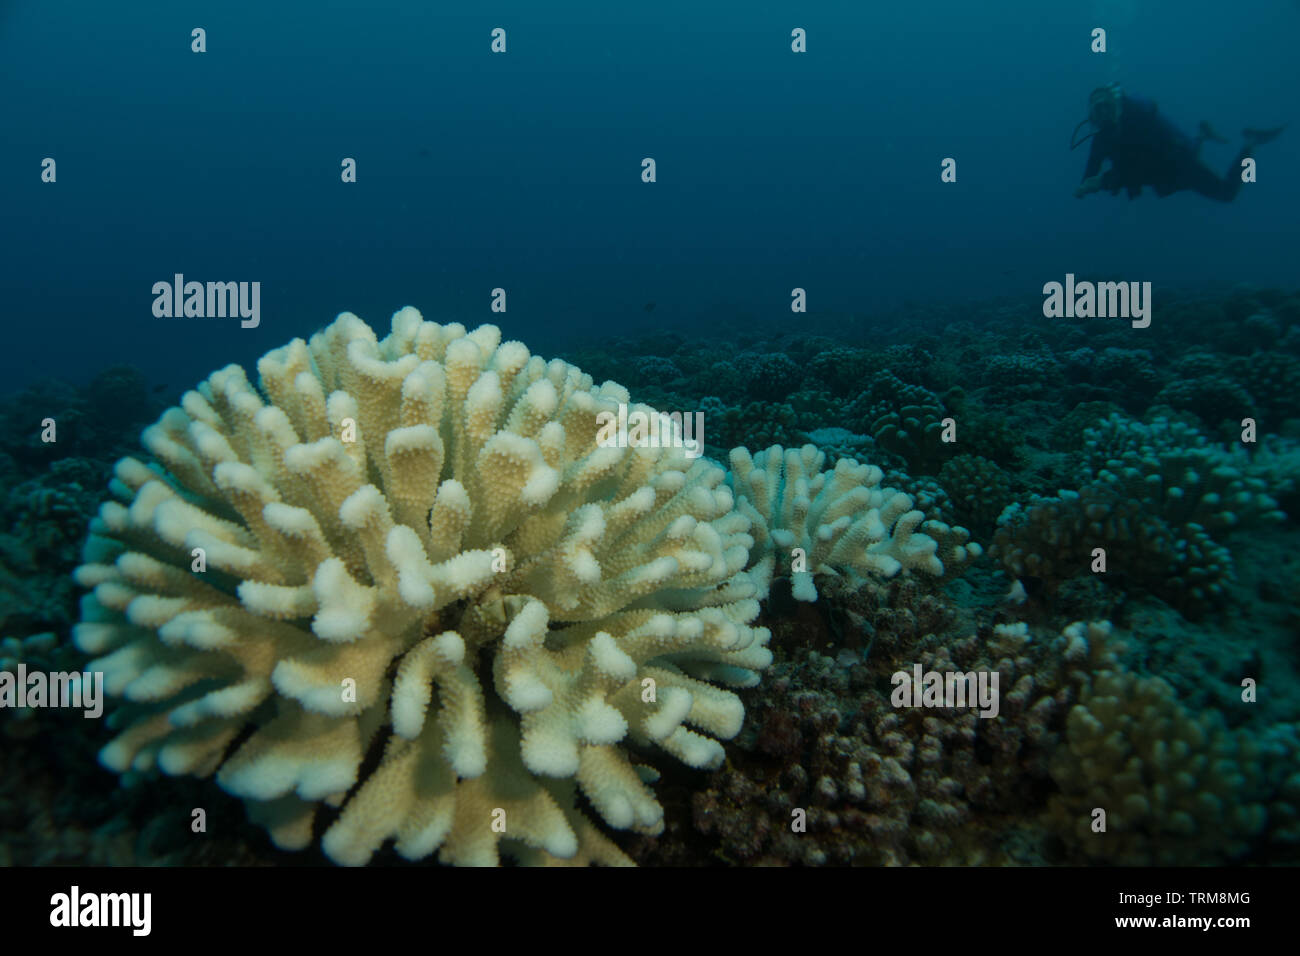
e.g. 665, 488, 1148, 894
73, 308, 771, 865
730, 443, 980, 601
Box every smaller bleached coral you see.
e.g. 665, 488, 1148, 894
728, 444, 979, 602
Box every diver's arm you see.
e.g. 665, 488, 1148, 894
1075, 173, 1104, 197
1076, 138, 1108, 196
1077, 137, 1108, 196
1083, 136, 1105, 180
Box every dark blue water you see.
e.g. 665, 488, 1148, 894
2, 0, 1296, 390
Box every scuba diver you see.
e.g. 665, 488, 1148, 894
1072, 83, 1284, 201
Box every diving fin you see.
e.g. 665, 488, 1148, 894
1243, 125, 1286, 146
1198, 121, 1228, 144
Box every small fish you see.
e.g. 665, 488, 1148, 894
643, 301, 656, 313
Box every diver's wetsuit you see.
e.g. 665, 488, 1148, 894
1083, 94, 1250, 201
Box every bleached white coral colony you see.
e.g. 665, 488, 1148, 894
729, 443, 981, 602
72, 309, 772, 865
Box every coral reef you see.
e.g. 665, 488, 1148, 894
992, 413, 1284, 614
5, 284, 1299, 869
1048, 622, 1300, 864
0, 376, 163, 638
845, 372, 954, 475
699, 397, 801, 455
685, 614, 1299, 866
938, 454, 1012, 538
982, 351, 1060, 402
733, 352, 805, 402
